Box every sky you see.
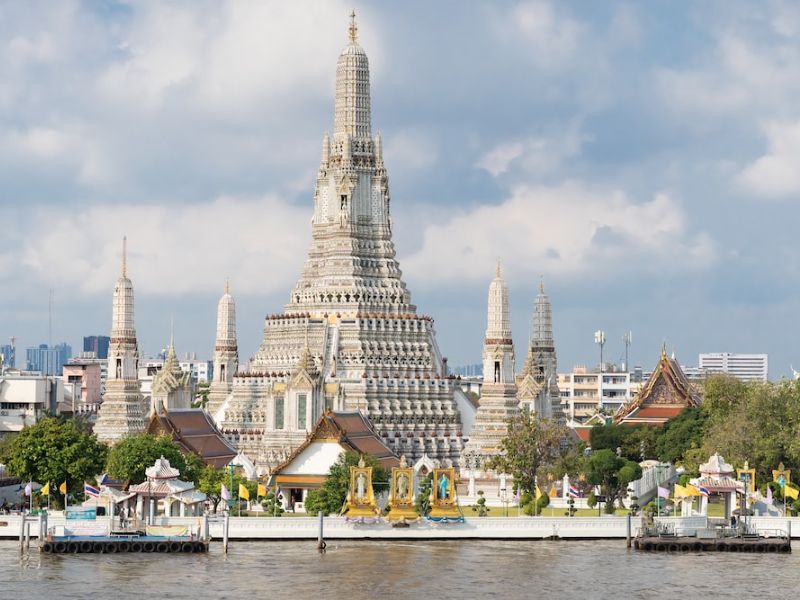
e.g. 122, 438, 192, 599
1, 1, 799, 378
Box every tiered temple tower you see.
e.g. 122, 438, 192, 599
208, 282, 238, 418
217, 13, 470, 474
94, 238, 145, 442
461, 264, 519, 469
517, 280, 561, 418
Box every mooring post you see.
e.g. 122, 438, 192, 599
203, 514, 209, 541
38, 512, 43, 542
626, 513, 632, 548
19, 516, 25, 553
25, 521, 30, 550
788, 519, 792, 540
317, 510, 325, 551
223, 512, 230, 554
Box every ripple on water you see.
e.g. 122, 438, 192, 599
0, 539, 796, 600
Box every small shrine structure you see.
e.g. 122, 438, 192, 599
387, 455, 417, 521
343, 456, 379, 517
690, 453, 743, 519
128, 456, 207, 519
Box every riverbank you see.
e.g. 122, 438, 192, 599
2, 514, 794, 540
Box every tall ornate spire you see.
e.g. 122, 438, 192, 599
208, 280, 239, 418
334, 11, 371, 139
530, 278, 554, 346
122, 236, 127, 278
348, 9, 358, 44
95, 237, 144, 442
486, 261, 512, 342
521, 278, 560, 419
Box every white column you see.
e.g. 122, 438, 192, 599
180, 502, 186, 517
468, 471, 476, 497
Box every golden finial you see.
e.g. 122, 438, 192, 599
121, 235, 127, 277
495, 259, 502, 278
348, 9, 358, 44
661, 341, 667, 358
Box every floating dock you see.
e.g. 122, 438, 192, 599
634, 536, 790, 552
40, 536, 209, 554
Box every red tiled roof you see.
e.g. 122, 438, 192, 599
147, 408, 237, 468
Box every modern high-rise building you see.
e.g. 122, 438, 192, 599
83, 335, 111, 359
0, 343, 15, 369
25, 343, 72, 375
699, 353, 768, 382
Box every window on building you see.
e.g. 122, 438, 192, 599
220, 364, 226, 381
116, 358, 122, 379
298, 393, 307, 429
275, 397, 284, 430
494, 361, 500, 383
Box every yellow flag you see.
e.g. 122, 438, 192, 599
673, 484, 687, 499
785, 485, 799, 500
548, 485, 557, 498
685, 484, 702, 497
257, 483, 267, 497
59, 481, 67, 495
535, 485, 543, 500
238, 483, 250, 501
40, 482, 50, 495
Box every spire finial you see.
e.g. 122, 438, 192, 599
122, 236, 127, 277
496, 259, 502, 278
661, 341, 667, 358
170, 316, 175, 349
348, 9, 358, 44
539, 276, 545, 294
225, 278, 230, 295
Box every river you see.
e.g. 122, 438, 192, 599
0, 539, 793, 599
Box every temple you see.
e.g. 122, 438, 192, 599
517, 280, 561, 419
147, 407, 237, 468
267, 410, 398, 511
461, 264, 519, 469
149, 331, 193, 415
94, 237, 145, 443
208, 281, 238, 418
215, 13, 473, 475
615, 347, 701, 426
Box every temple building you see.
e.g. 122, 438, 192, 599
216, 13, 474, 475
149, 333, 194, 415
128, 456, 207, 519
459, 266, 519, 504
94, 238, 145, 443
517, 280, 560, 419
208, 282, 238, 418
267, 410, 398, 511
614, 346, 701, 426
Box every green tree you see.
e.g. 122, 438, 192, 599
196, 465, 228, 512
487, 409, 568, 495
261, 489, 285, 517
304, 452, 389, 515
655, 408, 707, 465
106, 434, 187, 483
4, 416, 107, 507
586, 448, 642, 510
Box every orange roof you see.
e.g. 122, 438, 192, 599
147, 408, 237, 468
615, 348, 700, 426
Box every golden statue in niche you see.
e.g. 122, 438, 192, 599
344, 455, 378, 517
387, 455, 418, 521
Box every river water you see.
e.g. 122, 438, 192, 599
1, 539, 794, 599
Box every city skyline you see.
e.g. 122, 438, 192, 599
1, 2, 796, 377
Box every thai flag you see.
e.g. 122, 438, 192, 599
698, 485, 710, 497
84, 482, 100, 498
568, 485, 580, 498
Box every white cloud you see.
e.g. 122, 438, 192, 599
738, 120, 800, 198
506, 0, 585, 69
476, 122, 588, 177
383, 129, 438, 172
401, 182, 715, 285
15, 195, 309, 296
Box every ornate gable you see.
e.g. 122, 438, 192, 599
615, 347, 700, 425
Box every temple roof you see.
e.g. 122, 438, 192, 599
699, 452, 735, 477
144, 456, 180, 480
614, 347, 700, 426
147, 408, 237, 469
270, 410, 399, 478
